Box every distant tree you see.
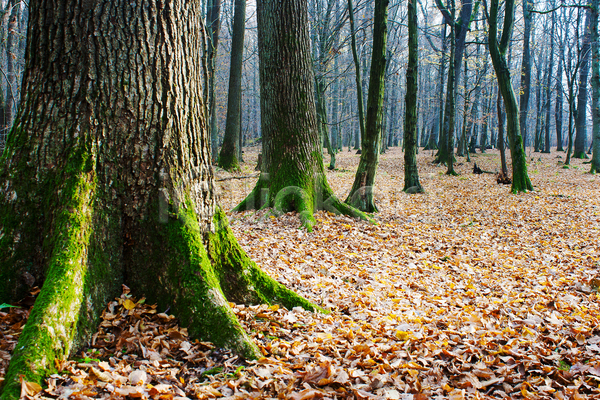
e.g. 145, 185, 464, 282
403, 0, 423, 192
218, 0, 246, 172
486, 0, 533, 192
235, 0, 366, 228
519, 0, 533, 148
207, 0, 223, 161
0, 1, 316, 398
574, 5, 593, 159
346, 0, 390, 211
591, 0, 600, 173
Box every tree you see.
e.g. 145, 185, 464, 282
574, 5, 593, 159
434, 0, 474, 166
591, 0, 600, 173
486, 0, 534, 192
0, 1, 316, 398
519, 0, 533, 148
347, 0, 366, 151
345, 0, 390, 212
234, 0, 367, 229
218, 0, 246, 172
403, 0, 423, 193
207, 0, 223, 161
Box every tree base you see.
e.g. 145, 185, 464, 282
234, 174, 369, 231
0, 200, 317, 400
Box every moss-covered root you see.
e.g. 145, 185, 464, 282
234, 175, 370, 231
208, 209, 323, 313
164, 204, 261, 360
1, 174, 98, 400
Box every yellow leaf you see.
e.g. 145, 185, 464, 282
123, 299, 136, 310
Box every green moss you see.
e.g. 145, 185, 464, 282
207, 208, 320, 313
1, 149, 97, 399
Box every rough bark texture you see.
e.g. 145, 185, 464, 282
0, 2, 316, 399
575, 8, 593, 159
403, 0, 423, 193
235, 0, 367, 229
218, 0, 246, 172
345, 0, 389, 212
488, 0, 533, 192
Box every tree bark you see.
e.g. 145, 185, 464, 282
487, 0, 533, 192
403, 0, 423, 192
219, 0, 246, 172
235, 0, 367, 229
556, 40, 565, 152
346, 0, 390, 212
0, 2, 316, 398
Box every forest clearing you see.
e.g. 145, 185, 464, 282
2, 148, 599, 399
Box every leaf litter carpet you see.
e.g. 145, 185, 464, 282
2, 148, 600, 399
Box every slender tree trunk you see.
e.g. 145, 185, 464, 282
487, 0, 533, 192
346, 0, 390, 212
445, 13, 457, 175
591, 0, 600, 172
497, 89, 508, 176
219, 0, 246, 171
0, 2, 317, 399
434, 0, 474, 165
543, 12, 555, 154
426, 25, 446, 151
235, 0, 367, 228
575, 8, 593, 159
556, 47, 565, 151
403, 0, 423, 193
348, 0, 366, 150
207, 0, 222, 162
4, 0, 18, 131
534, 54, 544, 152
519, 0, 533, 149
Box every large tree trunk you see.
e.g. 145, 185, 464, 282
0, 2, 316, 399
218, 0, 246, 172
403, 0, 423, 193
345, 0, 389, 212
575, 7, 593, 159
235, 0, 367, 229
488, 0, 533, 192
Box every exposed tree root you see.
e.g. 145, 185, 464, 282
234, 173, 369, 231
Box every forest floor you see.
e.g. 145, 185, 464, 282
2, 147, 600, 399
